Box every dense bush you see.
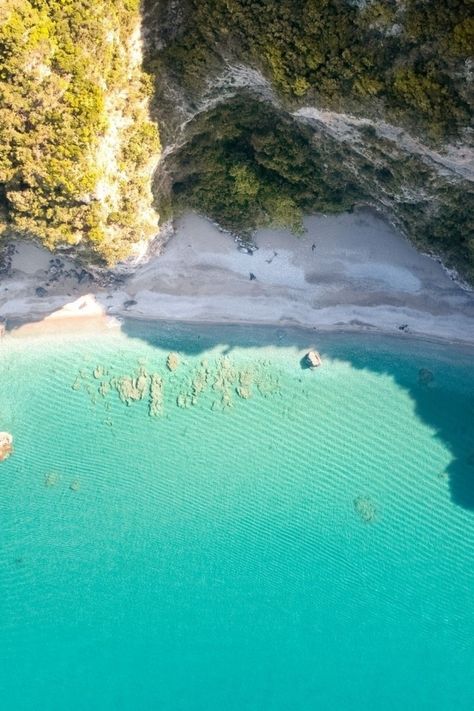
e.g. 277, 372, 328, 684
156, 0, 472, 140
165, 97, 367, 234
0, 0, 160, 264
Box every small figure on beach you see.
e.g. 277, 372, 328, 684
0, 432, 13, 461
249, 272, 257, 281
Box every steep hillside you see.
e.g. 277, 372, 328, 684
0, 0, 160, 265
0, 1, 472, 279
145, 0, 474, 281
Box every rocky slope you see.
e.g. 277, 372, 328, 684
0, 0, 473, 281
144, 0, 474, 282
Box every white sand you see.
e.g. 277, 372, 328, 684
1, 209, 473, 343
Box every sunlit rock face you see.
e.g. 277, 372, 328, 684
142, 0, 473, 283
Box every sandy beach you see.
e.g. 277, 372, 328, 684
1, 209, 473, 344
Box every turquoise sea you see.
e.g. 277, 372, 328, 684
0, 323, 473, 710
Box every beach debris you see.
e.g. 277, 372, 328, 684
305, 350, 322, 368
44, 471, 60, 487
0, 432, 13, 461
418, 368, 434, 386
398, 323, 409, 332
69, 479, 81, 492
353, 496, 377, 523
35, 286, 48, 297
166, 352, 180, 371
249, 272, 257, 280
123, 299, 137, 309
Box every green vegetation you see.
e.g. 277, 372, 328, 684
159, 95, 474, 281
165, 97, 365, 236
0, 0, 160, 264
155, 0, 472, 141
149, 0, 473, 280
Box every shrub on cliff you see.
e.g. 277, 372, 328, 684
0, 0, 160, 264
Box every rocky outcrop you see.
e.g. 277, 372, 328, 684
305, 351, 322, 369
0, 432, 13, 461
166, 352, 180, 371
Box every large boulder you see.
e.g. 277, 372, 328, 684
0, 432, 13, 461
305, 350, 322, 368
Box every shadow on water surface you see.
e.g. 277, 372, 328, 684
118, 319, 474, 512
2, 315, 474, 510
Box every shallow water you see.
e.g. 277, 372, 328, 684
1, 325, 473, 710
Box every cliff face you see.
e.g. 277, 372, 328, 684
144, 0, 474, 282
0, 1, 472, 279
0, 0, 160, 265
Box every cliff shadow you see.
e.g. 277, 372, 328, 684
119, 320, 474, 512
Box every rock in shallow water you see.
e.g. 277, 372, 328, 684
305, 350, 322, 368
0, 432, 13, 461
353, 496, 377, 523
167, 352, 180, 371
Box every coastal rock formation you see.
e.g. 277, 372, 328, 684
0, 432, 13, 461
305, 351, 322, 369
149, 374, 164, 416
166, 352, 180, 371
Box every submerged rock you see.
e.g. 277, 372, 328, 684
0, 432, 13, 461
149, 374, 164, 416
166, 352, 180, 371
44, 471, 60, 487
353, 496, 377, 523
69, 479, 81, 492
418, 368, 434, 385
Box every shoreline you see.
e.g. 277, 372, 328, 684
4, 314, 474, 356
1, 210, 473, 347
